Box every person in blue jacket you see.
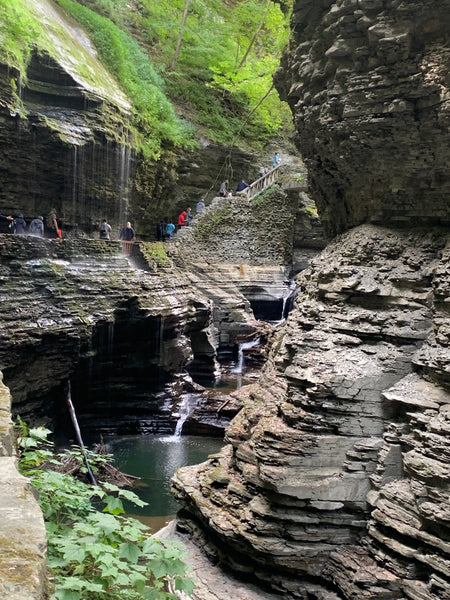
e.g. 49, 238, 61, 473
236, 179, 249, 192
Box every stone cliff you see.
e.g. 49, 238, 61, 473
274, 0, 450, 237
0, 236, 216, 436
173, 224, 450, 599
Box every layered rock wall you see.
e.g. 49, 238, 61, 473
0, 235, 215, 436
172, 225, 450, 599
274, 0, 450, 237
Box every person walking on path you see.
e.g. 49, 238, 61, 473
166, 219, 176, 238
99, 219, 112, 240
12, 213, 27, 234
29, 216, 44, 237
273, 152, 281, 167
185, 207, 192, 226
119, 221, 135, 255
196, 200, 205, 214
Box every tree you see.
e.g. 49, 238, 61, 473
170, 0, 191, 71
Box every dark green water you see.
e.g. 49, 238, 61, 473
106, 434, 224, 528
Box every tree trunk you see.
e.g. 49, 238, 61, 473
171, 0, 191, 71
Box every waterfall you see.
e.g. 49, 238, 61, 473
231, 338, 260, 375
118, 144, 132, 228
172, 394, 193, 438
280, 279, 297, 320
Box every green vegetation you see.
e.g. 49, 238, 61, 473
0, 0, 38, 73
0, 0, 293, 155
140, 242, 171, 269
16, 419, 195, 600
251, 184, 281, 208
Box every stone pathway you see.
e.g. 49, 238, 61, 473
157, 521, 283, 600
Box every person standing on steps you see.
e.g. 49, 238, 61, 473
273, 152, 281, 167
119, 221, 135, 255
236, 179, 249, 193
12, 213, 27, 234
185, 207, 192, 226
166, 219, 175, 238
156, 218, 167, 241
178, 210, 187, 228
196, 200, 206, 214
99, 219, 112, 240
219, 180, 228, 197
45, 208, 61, 239
29, 215, 44, 237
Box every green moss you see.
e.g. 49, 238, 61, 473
140, 241, 171, 269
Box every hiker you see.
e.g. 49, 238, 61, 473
166, 219, 176, 238
29, 216, 44, 237
178, 210, 187, 228
236, 179, 249, 193
46, 208, 61, 239
196, 200, 206, 214
99, 219, 112, 240
185, 207, 193, 226
273, 152, 281, 167
12, 213, 27, 234
156, 219, 167, 241
119, 221, 135, 256
219, 180, 228, 197
120, 221, 135, 241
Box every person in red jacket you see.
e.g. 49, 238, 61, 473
178, 210, 187, 228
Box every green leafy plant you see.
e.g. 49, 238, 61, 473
140, 242, 171, 269
16, 420, 195, 600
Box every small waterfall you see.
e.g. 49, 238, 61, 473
231, 338, 260, 375
280, 279, 297, 320
118, 143, 132, 228
172, 394, 193, 438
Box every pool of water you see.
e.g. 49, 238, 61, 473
106, 434, 224, 522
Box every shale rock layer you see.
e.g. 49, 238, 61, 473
172, 225, 450, 599
275, 0, 450, 237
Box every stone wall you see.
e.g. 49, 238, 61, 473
274, 0, 450, 237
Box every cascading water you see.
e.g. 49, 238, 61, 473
231, 338, 261, 375
280, 279, 297, 320
173, 395, 191, 437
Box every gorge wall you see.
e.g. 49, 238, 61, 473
171, 1, 450, 599
274, 0, 450, 237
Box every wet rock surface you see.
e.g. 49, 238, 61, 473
0, 377, 47, 600
0, 235, 215, 437
172, 225, 450, 599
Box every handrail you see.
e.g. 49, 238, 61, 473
236, 164, 281, 200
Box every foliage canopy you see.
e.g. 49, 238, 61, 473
0, 0, 293, 154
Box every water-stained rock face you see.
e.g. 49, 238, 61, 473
172, 225, 450, 599
0, 235, 216, 438
274, 0, 450, 237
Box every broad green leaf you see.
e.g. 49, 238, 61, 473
118, 541, 141, 564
